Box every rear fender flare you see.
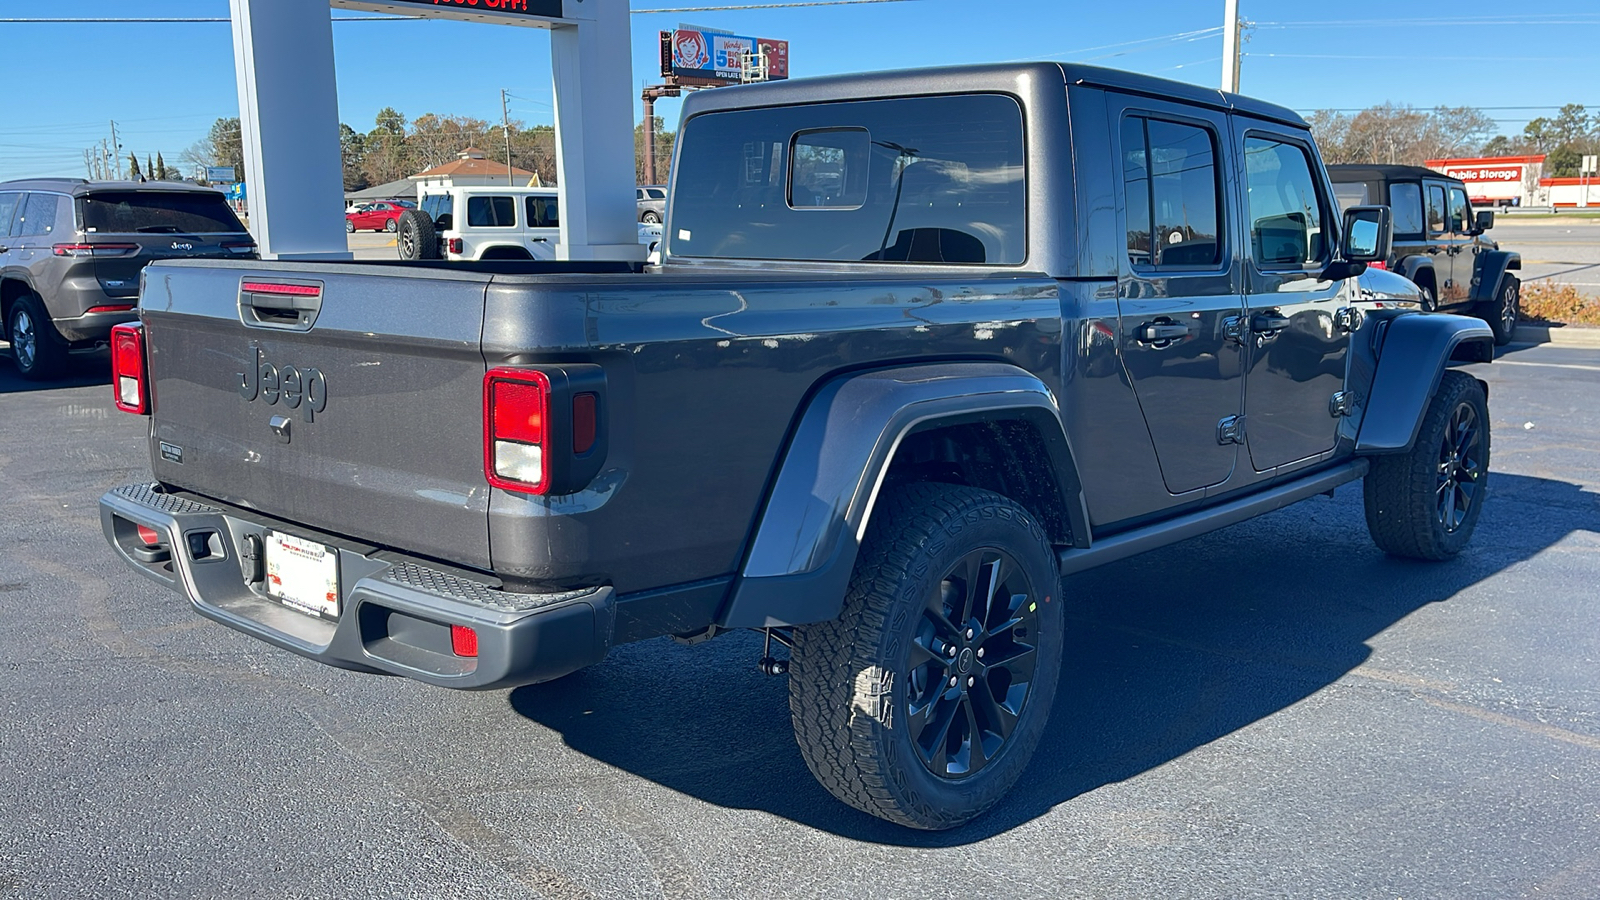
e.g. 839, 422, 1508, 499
1400, 257, 1436, 292
719, 363, 1087, 629
1355, 313, 1493, 454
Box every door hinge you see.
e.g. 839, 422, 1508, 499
1222, 315, 1246, 345
1217, 415, 1246, 445
1333, 306, 1365, 334
1329, 390, 1356, 418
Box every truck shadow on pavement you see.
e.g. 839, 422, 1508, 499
0, 349, 111, 394
511, 471, 1598, 846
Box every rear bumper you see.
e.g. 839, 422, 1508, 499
50, 272, 137, 342
99, 483, 614, 690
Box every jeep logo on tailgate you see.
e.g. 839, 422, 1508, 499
238, 346, 327, 422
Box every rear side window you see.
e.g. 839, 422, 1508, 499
670, 93, 1026, 265
79, 191, 244, 234
0, 192, 20, 237
525, 196, 559, 228
1243, 136, 1327, 268
18, 193, 60, 237
1331, 181, 1369, 211
1388, 182, 1424, 234
467, 196, 516, 228
1121, 116, 1222, 268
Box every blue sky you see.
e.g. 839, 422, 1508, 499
2, 1, 1597, 182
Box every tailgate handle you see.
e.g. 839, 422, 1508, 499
240, 280, 323, 331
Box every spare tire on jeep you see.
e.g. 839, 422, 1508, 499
396, 209, 440, 260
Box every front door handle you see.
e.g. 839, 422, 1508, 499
1136, 321, 1191, 344
1252, 313, 1291, 332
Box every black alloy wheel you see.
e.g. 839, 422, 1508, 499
1436, 398, 1484, 534
1364, 370, 1490, 559
906, 548, 1040, 779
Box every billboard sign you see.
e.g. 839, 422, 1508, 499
206, 166, 239, 184
661, 28, 788, 83
331, 0, 564, 26
1437, 165, 1525, 183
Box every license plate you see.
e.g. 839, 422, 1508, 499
264, 531, 340, 619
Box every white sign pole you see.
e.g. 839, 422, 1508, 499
228, 0, 351, 260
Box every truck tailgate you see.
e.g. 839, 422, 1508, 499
141, 261, 492, 570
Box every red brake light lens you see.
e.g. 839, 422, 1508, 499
53, 243, 137, 257
484, 369, 550, 493
1368, 260, 1388, 270
136, 524, 162, 546
572, 393, 597, 455
448, 238, 464, 255
110, 323, 148, 414
451, 624, 479, 658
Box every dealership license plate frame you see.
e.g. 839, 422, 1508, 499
264, 530, 341, 620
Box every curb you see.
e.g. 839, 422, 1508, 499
1512, 324, 1600, 348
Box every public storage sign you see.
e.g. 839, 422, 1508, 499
1439, 165, 1524, 182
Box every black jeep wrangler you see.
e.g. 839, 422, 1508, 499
1328, 165, 1521, 344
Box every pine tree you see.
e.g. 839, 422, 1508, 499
128, 154, 141, 179
146, 155, 155, 180
155, 152, 167, 180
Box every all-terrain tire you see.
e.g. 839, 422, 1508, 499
396, 209, 439, 260
1364, 370, 1490, 559
788, 483, 1064, 830
7, 293, 67, 381
1480, 275, 1519, 346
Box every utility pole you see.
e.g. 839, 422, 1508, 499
500, 88, 514, 186
641, 85, 682, 186
109, 121, 123, 180
1220, 0, 1241, 93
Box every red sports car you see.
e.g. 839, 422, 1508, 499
345, 200, 410, 233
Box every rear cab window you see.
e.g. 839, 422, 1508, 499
669, 93, 1026, 265
79, 190, 245, 234
18, 193, 62, 237
525, 196, 559, 228
0, 192, 21, 236
1121, 115, 1223, 268
1426, 184, 1448, 236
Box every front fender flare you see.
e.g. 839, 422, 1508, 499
719, 363, 1086, 629
1355, 313, 1493, 454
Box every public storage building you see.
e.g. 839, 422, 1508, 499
1423, 154, 1545, 208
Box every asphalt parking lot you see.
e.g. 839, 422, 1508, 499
1, 337, 1598, 899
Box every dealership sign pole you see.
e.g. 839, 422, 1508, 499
228, 0, 640, 261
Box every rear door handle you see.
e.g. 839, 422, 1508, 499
1252, 313, 1291, 332
1136, 322, 1191, 344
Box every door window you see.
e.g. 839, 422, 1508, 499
1388, 182, 1424, 235
466, 196, 516, 228
0, 192, 21, 236
1448, 186, 1470, 233
1426, 184, 1447, 235
1243, 136, 1327, 268
1122, 116, 1223, 268
525, 196, 560, 228
17, 193, 59, 237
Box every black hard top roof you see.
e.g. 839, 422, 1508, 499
682, 62, 1306, 128
0, 177, 226, 196
1326, 164, 1457, 183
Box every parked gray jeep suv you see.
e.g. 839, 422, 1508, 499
0, 179, 254, 379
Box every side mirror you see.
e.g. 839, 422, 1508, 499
1341, 205, 1391, 263
1475, 209, 1494, 232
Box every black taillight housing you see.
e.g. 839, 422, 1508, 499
483, 364, 607, 495
111, 322, 149, 414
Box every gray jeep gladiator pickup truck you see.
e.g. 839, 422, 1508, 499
100, 63, 1493, 830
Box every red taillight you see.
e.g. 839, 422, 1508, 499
136, 524, 162, 546
87, 304, 136, 314
448, 238, 464, 255
241, 281, 321, 296
53, 243, 137, 257
484, 368, 550, 493
450, 624, 479, 658
110, 322, 148, 414
1368, 260, 1388, 270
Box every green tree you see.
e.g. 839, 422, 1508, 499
339, 123, 369, 191
180, 117, 244, 181
1546, 145, 1582, 177
146, 155, 155, 180
128, 154, 141, 179
155, 152, 168, 180
634, 117, 675, 184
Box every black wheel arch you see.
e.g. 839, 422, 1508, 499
718, 362, 1087, 630
1356, 313, 1494, 455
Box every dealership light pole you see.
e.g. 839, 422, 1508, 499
1221, 0, 1240, 93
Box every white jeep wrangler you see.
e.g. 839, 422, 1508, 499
398, 186, 561, 262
